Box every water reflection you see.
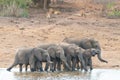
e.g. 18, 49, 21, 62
0, 68, 120, 80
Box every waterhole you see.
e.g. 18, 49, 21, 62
0, 68, 120, 80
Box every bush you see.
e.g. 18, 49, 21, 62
106, 2, 120, 18
0, 0, 32, 17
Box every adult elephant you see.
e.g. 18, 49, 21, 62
7, 47, 53, 72
38, 43, 71, 71
60, 43, 87, 71
63, 38, 108, 63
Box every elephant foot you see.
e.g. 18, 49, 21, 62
40, 68, 44, 72
50, 69, 54, 72
57, 68, 61, 71
31, 68, 35, 72
90, 68, 93, 71
77, 67, 80, 70
72, 67, 76, 71
72, 69, 76, 71
44, 68, 48, 72
84, 68, 88, 72
6, 68, 11, 72
63, 68, 71, 72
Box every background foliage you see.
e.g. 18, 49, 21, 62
0, 0, 32, 17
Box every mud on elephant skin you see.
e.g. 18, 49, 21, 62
63, 37, 108, 63
7, 47, 53, 72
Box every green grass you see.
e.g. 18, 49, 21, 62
106, 2, 120, 18
0, 0, 32, 17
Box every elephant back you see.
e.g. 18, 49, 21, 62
37, 43, 56, 50
62, 37, 80, 45
16, 48, 33, 64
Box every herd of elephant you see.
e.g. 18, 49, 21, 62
7, 38, 108, 72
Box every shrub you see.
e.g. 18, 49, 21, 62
0, 0, 32, 17
106, 2, 120, 18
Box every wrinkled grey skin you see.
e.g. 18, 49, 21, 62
7, 47, 52, 72
60, 43, 87, 71
63, 38, 108, 63
45, 45, 72, 71
81, 48, 100, 71
38, 43, 71, 71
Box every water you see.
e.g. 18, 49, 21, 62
0, 68, 120, 80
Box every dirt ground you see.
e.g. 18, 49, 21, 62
0, 1, 120, 69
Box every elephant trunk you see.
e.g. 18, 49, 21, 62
46, 55, 53, 64
97, 50, 108, 63
62, 60, 72, 71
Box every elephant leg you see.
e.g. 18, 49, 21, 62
76, 60, 80, 70
79, 56, 88, 71
57, 58, 61, 71
7, 63, 18, 71
29, 61, 35, 72
62, 61, 72, 71
38, 62, 43, 72
53, 60, 57, 71
89, 58, 93, 71
45, 62, 49, 71
80, 59, 87, 71
25, 64, 29, 72
72, 58, 76, 71
19, 64, 23, 72
65, 56, 71, 71
49, 62, 54, 72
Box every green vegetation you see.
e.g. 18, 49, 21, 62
0, 0, 32, 17
106, 2, 120, 18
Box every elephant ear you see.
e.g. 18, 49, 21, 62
47, 46, 56, 58
83, 39, 92, 49
90, 39, 101, 50
31, 48, 42, 61
68, 45, 76, 56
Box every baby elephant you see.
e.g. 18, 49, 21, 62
7, 47, 52, 72
38, 43, 71, 71
45, 45, 72, 71
60, 43, 87, 71
81, 48, 100, 71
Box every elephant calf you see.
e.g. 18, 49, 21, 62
81, 48, 100, 71
38, 43, 71, 71
45, 45, 72, 71
60, 43, 87, 71
7, 47, 53, 72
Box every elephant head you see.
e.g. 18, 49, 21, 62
30, 48, 53, 71
33, 48, 52, 64
63, 37, 108, 68
90, 39, 108, 63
